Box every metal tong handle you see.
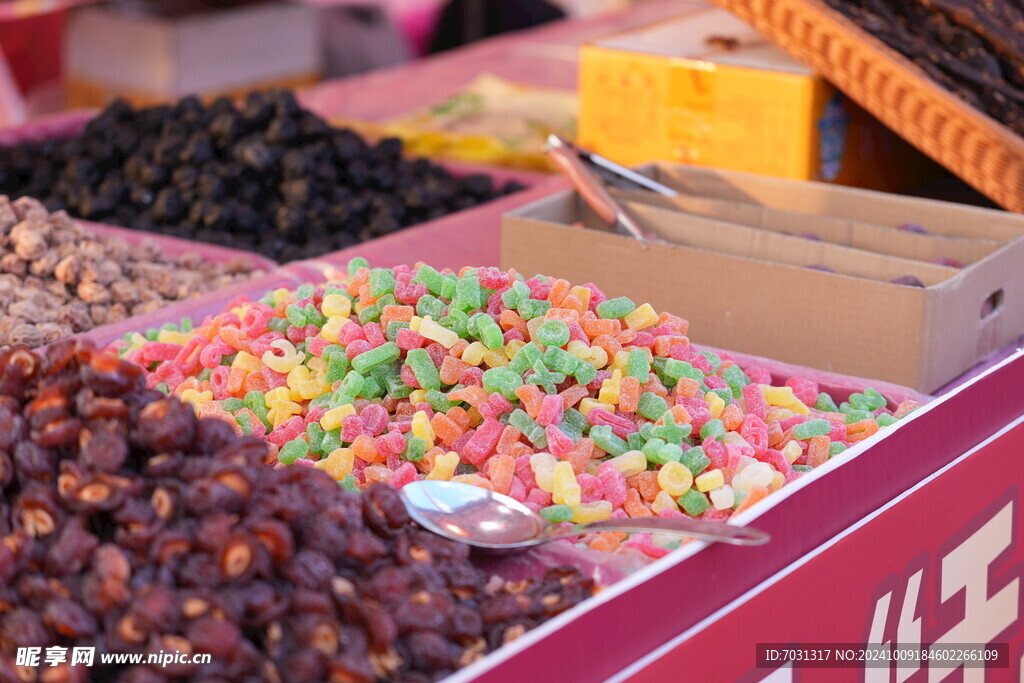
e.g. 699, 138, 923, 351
545, 134, 647, 247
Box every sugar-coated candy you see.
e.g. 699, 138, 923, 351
117, 261, 917, 556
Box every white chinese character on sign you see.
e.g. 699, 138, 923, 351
44, 647, 67, 667
70, 647, 94, 667
15, 647, 40, 667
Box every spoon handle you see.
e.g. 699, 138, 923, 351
545, 516, 771, 546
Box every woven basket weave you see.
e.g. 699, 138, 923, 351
706, 0, 1024, 213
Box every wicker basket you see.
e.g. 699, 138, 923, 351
706, 0, 1024, 213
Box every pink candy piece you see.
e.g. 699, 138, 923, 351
503, 328, 525, 343
701, 508, 731, 522
346, 339, 372, 361
477, 267, 507, 289
508, 475, 527, 502
249, 331, 284, 358
141, 343, 183, 362
785, 377, 819, 406
304, 406, 328, 425
829, 421, 848, 443
744, 364, 772, 385
459, 367, 484, 387
360, 404, 389, 436
515, 454, 537, 489
582, 282, 605, 309
703, 437, 727, 470
340, 323, 367, 345
240, 303, 273, 337
259, 367, 288, 389
633, 332, 655, 349
450, 430, 474, 456
680, 397, 711, 431
740, 414, 769, 454
306, 336, 331, 358
527, 487, 553, 507
545, 425, 573, 456
657, 508, 685, 519
536, 394, 564, 427
341, 414, 365, 442
704, 374, 727, 390
386, 451, 402, 471
400, 364, 422, 390
588, 408, 638, 439
567, 322, 588, 344
376, 430, 405, 457
364, 323, 386, 348
597, 463, 628, 508
777, 415, 810, 432
396, 327, 424, 350
210, 366, 232, 401
463, 417, 503, 466
199, 338, 232, 368
425, 343, 447, 368
742, 384, 768, 421
759, 448, 792, 476
267, 416, 304, 447
577, 473, 603, 503
526, 278, 552, 300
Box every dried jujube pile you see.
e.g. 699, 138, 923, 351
0, 342, 593, 682
0, 91, 525, 261
0, 196, 261, 348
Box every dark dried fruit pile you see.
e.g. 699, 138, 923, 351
0, 91, 525, 262
824, 0, 1024, 135
0, 342, 593, 682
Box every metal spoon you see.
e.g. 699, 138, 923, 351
399, 480, 770, 553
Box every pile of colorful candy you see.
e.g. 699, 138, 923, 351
116, 260, 920, 557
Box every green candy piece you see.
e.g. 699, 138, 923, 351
732, 490, 747, 508
339, 474, 360, 492
359, 375, 384, 400
536, 320, 570, 348
285, 304, 310, 328
510, 342, 543, 375
651, 414, 692, 445
369, 269, 396, 297
711, 388, 733, 405
220, 353, 237, 368
539, 505, 574, 523
596, 296, 635, 319
698, 351, 721, 372
453, 276, 484, 312
267, 317, 289, 333
478, 318, 504, 350
517, 297, 552, 320
412, 264, 445, 295
557, 419, 582, 442
324, 351, 350, 384
416, 294, 446, 320
814, 392, 840, 413
638, 422, 656, 440
338, 371, 364, 401
351, 342, 400, 374
467, 313, 487, 336
645, 442, 682, 466
425, 390, 456, 412
508, 410, 547, 448
862, 387, 887, 411
562, 408, 588, 434
845, 410, 873, 424
543, 347, 579, 375
439, 310, 470, 339
376, 293, 397, 310
527, 360, 565, 394
792, 464, 814, 473
303, 304, 327, 327
440, 275, 458, 300
626, 349, 650, 381
792, 418, 832, 440
829, 442, 848, 457
680, 446, 711, 476
296, 284, 315, 300
641, 437, 666, 459
700, 419, 726, 441
180, 318, 193, 333
154, 383, 169, 395
161, 322, 177, 332
572, 361, 597, 386
347, 257, 369, 278
278, 440, 309, 466
501, 281, 530, 309
321, 429, 343, 454
385, 375, 415, 399
145, 329, 159, 341
309, 394, 334, 409
234, 412, 254, 435
722, 365, 748, 398
405, 348, 441, 391
306, 423, 326, 455
677, 489, 710, 516
626, 432, 645, 451
482, 367, 523, 399
589, 425, 628, 457
357, 304, 381, 325
849, 393, 872, 412
636, 392, 668, 421
876, 413, 897, 427
221, 397, 245, 413
324, 286, 348, 297
198, 368, 212, 382
404, 436, 427, 462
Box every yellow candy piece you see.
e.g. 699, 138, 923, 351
451, 473, 492, 489
705, 391, 726, 419
624, 303, 658, 331
268, 400, 301, 427
271, 288, 290, 305
526, 318, 544, 346
598, 369, 622, 404
156, 329, 190, 345
607, 450, 647, 477
426, 451, 460, 480
695, 468, 725, 493
314, 448, 355, 480
408, 389, 428, 405
530, 452, 558, 493
504, 339, 526, 360
353, 301, 367, 315
320, 316, 349, 344
612, 350, 630, 372
128, 332, 147, 349
571, 500, 613, 524
306, 356, 327, 374
710, 485, 735, 511
721, 432, 749, 447
461, 341, 487, 366
482, 349, 509, 368
287, 366, 312, 400
321, 294, 352, 318
651, 490, 679, 515
578, 398, 615, 417
782, 440, 803, 464
409, 315, 423, 332
419, 319, 459, 348
568, 285, 591, 309
761, 385, 810, 415
411, 411, 435, 446
552, 462, 581, 507
657, 461, 694, 497
298, 379, 329, 401
581, 345, 608, 370
231, 351, 262, 374
770, 470, 786, 491
262, 340, 305, 373
264, 387, 292, 406
320, 404, 356, 431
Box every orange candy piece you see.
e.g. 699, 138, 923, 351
619, 376, 641, 413
580, 317, 620, 339
624, 488, 653, 518
807, 435, 830, 468
352, 434, 380, 463
559, 384, 590, 410
720, 403, 743, 431
847, 419, 880, 443
431, 414, 464, 447
488, 454, 515, 495
546, 279, 571, 306
733, 485, 769, 515
514, 384, 544, 419
674, 377, 701, 398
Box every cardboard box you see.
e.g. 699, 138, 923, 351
501, 167, 1024, 392
576, 6, 937, 190
65, 1, 320, 108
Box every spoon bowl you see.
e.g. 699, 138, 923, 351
400, 480, 770, 553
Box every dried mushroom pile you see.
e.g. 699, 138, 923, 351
0, 342, 594, 682
825, 0, 1024, 135
0, 196, 259, 348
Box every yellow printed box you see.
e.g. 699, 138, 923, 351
577, 7, 937, 190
